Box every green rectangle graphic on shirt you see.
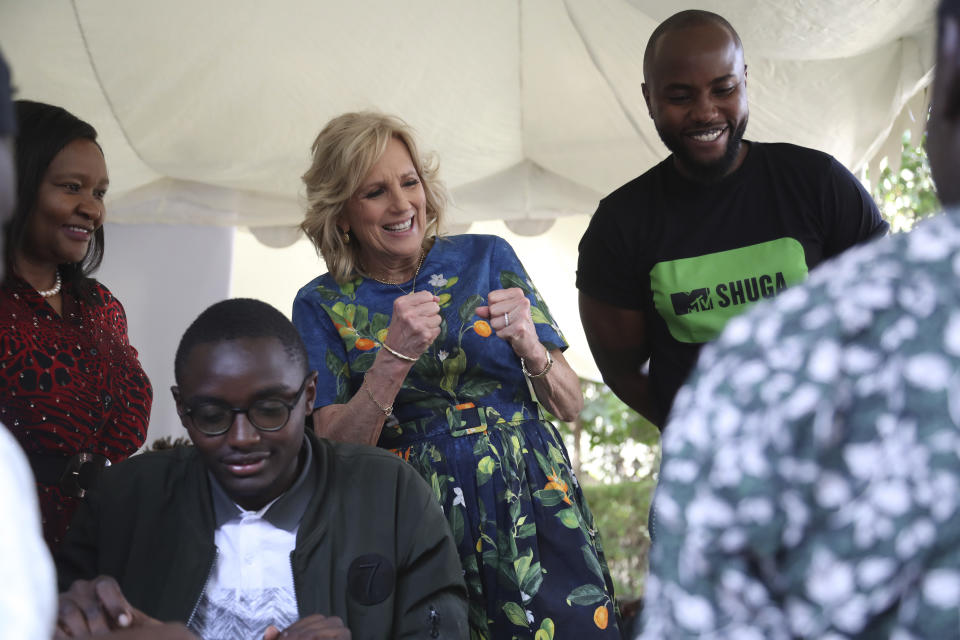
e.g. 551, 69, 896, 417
650, 238, 808, 343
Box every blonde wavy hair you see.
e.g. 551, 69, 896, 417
301, 112, 449, 283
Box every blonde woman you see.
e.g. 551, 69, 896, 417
293, 112, 620, 637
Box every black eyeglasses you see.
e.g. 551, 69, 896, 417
179, 375, 311, 436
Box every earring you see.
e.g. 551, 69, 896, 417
342, 229, 350, 245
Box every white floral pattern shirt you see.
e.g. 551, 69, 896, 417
640, 210, 960, 639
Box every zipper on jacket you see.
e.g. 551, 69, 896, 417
186, 549, 218, 629
289, 551, 301, 618
428, 605, 440, 638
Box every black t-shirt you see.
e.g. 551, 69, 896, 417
577, 141, 888, 425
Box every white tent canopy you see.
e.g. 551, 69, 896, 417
0, 0, 937, 230
0, 0, 940, 442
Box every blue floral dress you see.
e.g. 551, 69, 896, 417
293, 234, 619, 639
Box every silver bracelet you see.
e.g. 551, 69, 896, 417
362, 382, 393, 416
381, 342, 418, 363
521, 345, 553, 378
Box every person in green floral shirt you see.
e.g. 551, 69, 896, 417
293, 112, 619, 638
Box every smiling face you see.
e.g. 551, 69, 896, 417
340, 136, 427, 277
173, 337, 316, 511
18, 138, 107, 270
642, 22, 749, 183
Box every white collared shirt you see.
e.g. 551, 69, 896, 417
189, 439, 315, 640
190, 497, 300, 640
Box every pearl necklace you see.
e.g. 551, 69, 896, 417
363, 250, 425, 295
36, 271, 62, 298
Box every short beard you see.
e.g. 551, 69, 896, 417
657, 116, 749, 184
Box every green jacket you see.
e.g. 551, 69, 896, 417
56, 431, 468, 639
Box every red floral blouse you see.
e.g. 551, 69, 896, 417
0, 275, 152, 549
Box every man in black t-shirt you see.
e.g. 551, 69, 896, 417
576, 10, 887, 429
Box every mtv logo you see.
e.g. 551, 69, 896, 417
671, 288, 713, 315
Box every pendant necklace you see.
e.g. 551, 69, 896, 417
363, 250, 425, 295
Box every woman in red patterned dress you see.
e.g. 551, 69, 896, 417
0, 101, 152, 549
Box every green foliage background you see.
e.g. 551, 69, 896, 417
581, 478, 655, 599
867, 130, 939, 231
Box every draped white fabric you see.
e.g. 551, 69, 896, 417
0, 0, 938, 230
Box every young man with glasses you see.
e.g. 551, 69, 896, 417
54, 298, 468, 639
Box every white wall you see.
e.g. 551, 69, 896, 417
229, 228, 326, 319
96, 222, 234, 445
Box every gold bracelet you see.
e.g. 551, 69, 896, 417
381, 342, 418, 363
362, 382, 393, 416
521, 345, 553, 378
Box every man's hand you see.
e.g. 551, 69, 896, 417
55, 576, 160, 639
263, 614, 351, 639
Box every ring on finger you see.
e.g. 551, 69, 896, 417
504, 311, 510, 327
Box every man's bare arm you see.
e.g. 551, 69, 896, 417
579, 292, 661, 428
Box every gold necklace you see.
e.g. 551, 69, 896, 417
363, 250, 425, 295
